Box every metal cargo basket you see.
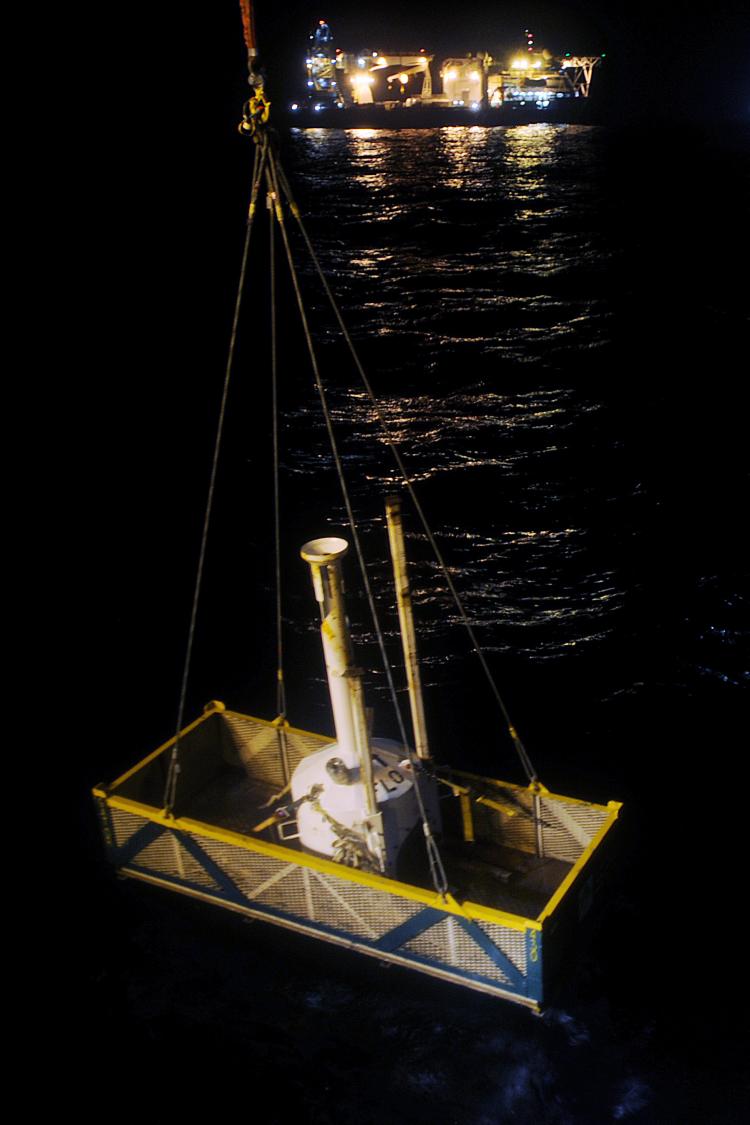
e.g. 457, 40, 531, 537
94, 703, 621, 1013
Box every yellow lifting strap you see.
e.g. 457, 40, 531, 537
459, 792, 475, 843
475, 795, 519, 818
252, 780, 293, 831
252, 813, 280, 833
435, 775, 518, 818
434, 775, 519, 845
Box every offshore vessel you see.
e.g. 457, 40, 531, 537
289, 22, 603, 126
94, 4, 621, 1013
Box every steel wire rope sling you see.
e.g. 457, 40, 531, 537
238, 0, 290, 782
268, 147, 291, 785
164, 2, 279, 814
263, 148, 448, 897
162, 102, 270, 816
163, 3, 447, 898
232, 1, 448, 895
269, 162, 540, 789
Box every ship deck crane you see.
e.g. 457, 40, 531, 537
560, 56, 602, 97
348, 52, 433, 104
385, 61, 433, 96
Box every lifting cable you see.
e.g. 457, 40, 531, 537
269, 172, 290, 784
163, 138, 269, 816
165, 4, 530, 874
271, 160, 539, 786
230, 6, 533, 790
265, 147, 448, 897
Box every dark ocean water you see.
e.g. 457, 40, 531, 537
85, 122, 749, 1121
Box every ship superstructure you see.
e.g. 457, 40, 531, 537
303, 24, 435, 110
294, 22, 602, 118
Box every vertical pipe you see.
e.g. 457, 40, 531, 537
350, 675, 387, 869
300, 537, 385, 869
385, 495, 431, 760
349, 675, 378, 818
301, 538, 359, 754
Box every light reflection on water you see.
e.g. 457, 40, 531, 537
286, 384, 623, 664
281, 127, 629, 668
280, 127, 632, 674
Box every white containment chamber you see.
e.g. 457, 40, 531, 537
292, 737, 421, 871
293, 536, 438, 875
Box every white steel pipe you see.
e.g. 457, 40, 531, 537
300, 537, 381, 833
385, 495, 431, 760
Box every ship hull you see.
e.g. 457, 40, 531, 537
283, 100, 598, 130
